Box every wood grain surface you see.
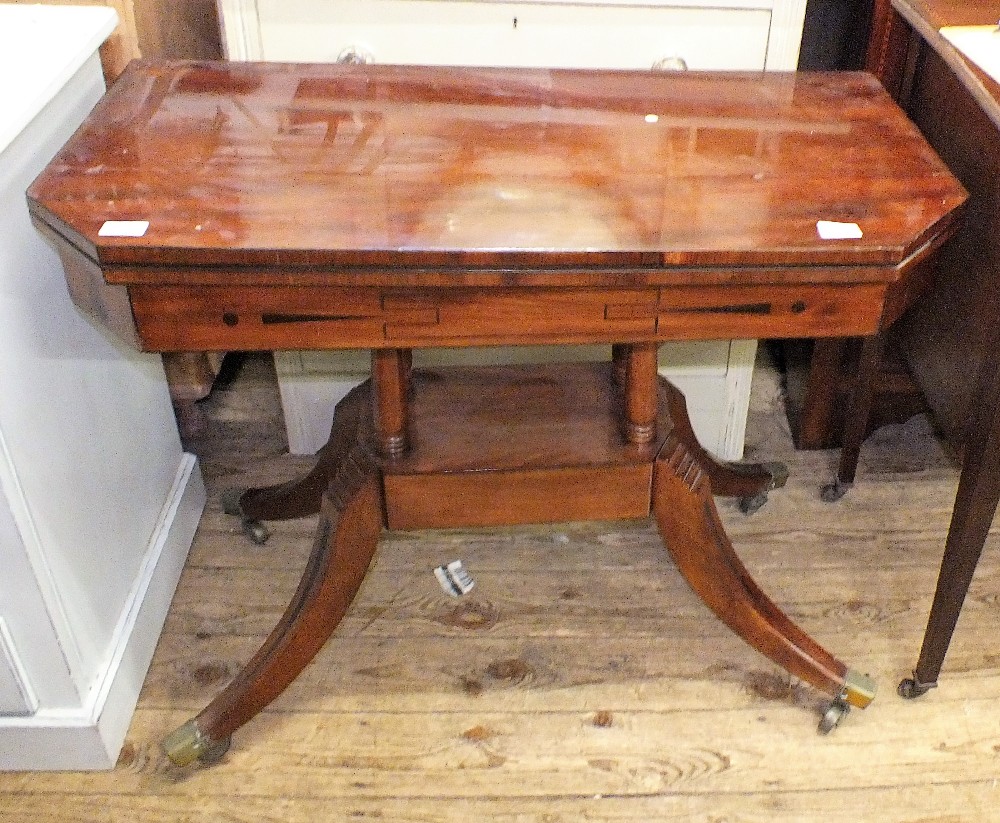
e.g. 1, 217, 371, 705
28, 62, 964, 270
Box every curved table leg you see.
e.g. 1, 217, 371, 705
222, 382, 371, 543
651, 430, 875, 730
164, 442, 384, 765
660, 377, 788, 512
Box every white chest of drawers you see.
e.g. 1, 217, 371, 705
218, 0, 807, 458
0, 5, 204, 770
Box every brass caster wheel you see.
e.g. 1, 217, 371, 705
818, 698, 850, 734
818, 670, 875, 733
897, 675, 936, 700
163, 720, 232, 766
738, 461, 789, 515
241, 518, 270, 545
221, 488, 270, 545
820, 479, 851, 503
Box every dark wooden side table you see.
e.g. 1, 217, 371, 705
863, 0, 1000, 699
27, 61, 965, 763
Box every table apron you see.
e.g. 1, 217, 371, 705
127, 282, 889, 351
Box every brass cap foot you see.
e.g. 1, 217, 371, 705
842, 669, 877, 708
163, 720, 231, 766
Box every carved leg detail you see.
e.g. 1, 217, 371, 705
651, 434, 875, 715
660, 377, 787, 507
165, 443, 384, 765
228, 381, 372, 525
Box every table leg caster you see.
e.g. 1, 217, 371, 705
738, 461, 789, 515
820, 479, 852, 502
162, 719, 232, 766
221, 488, 271, 545
897, 674, 936, 699
818, 696, 850, 734
817, 669, 877, 734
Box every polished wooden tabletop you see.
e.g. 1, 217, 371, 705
28, 61, 964, 274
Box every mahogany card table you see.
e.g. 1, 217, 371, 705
27, 60, 965, 764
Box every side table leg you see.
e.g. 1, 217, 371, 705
899, 353, 1000, 698
795, 339, 847, 450
821, 333, 886, 502
652, 430, 875, 729
164, 443, 384, 765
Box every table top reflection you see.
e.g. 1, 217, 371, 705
28, 61, 964, 271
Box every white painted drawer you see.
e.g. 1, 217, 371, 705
256, 0, 771, 70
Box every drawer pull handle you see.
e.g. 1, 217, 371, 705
652, 56, 689, 72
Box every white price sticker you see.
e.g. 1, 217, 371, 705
98, 220, 149, 237
816, 220, 863, 240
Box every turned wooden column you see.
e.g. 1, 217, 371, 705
623, 342, 659, 445
372, 348, 409, 457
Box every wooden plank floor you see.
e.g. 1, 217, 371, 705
4, 349, 1000, 821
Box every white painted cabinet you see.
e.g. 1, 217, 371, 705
218, 0, 808, 458
0, 5, 205, 770
247, 0, 771, 69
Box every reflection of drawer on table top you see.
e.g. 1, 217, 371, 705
127, 282, 888, 352
247, 0, 772, 70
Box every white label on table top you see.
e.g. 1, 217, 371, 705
940, 26, 1000, 85
816, 220, 863, 240
98, 220, 149, 237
